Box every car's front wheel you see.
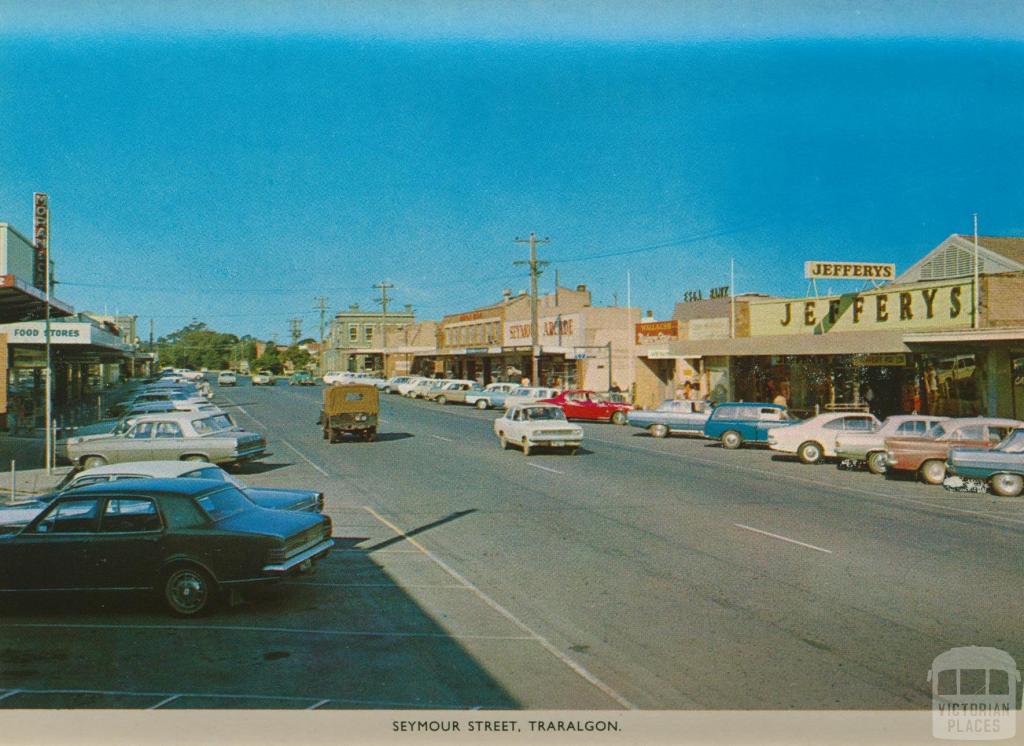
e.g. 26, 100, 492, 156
521, 438, 531, 456
81, 455, 107, 470
498, 435, 508, 450
798, 441, 824, 465
182, 454, 209, 463
649, 424, 669, 438
990, 473, 1024, 497
476, 399, 489, 410
919, 459, 946, 485
162, 565, 215, 617
437, 395, 447, 405
866, 451, 887, 475
610, 411, 627, 426
721, 431, 742, 449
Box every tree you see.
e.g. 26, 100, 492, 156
283, 345, 312, 370
156, 322, 240, 370
255, 341, 282, 374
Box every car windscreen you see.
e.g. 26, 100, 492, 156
995, 429, 1024, 453
194, 486, 254, 521
191, 414, 235, 435
523, 407, 566, 421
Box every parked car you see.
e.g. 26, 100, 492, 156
465, 382, 518, 410
409, 378, 447, 399
109, 390, 209, 417
251, 370, 274, 386
503, 387, 562, 410
0, 479, 333, 616
66, 412, 266, 469
767, 412, 882, 464
217, 371, 237, 386
540, 389, 632, 425
288, 370, 316, 386
396, 377, 429, 397
702, 402, 796, 449
320, 384, 379, 442
427, 380, 479, 404
0, 460, 325, 531
834, 414, 950, 474
493, 404, 583, 456
628, 400, 712, 438
884, 417, 1024, 484
947, 428, 1024, 496
381, 376, 412, 393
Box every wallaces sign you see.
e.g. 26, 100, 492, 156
804, 261, 895, 280
32, 192, 48, 291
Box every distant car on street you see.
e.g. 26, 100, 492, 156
947, 428, 1024, 496
396, 377, 429, 397
884, 417, 1024, 484
767, 412, 881, 464
540, 389, 633, 425
465, 382, 518, 410
628, 399, 712, 438
288, 370, 316, 386
834, 414, 950, 474
66, 411, 266, 470
251, 370, 274, 386
217, 371, 237, 386
503, 387, 561, 410
0, 479, 334, 616
426, 380, 479, 405
702, 402, 796, 449
493, 404, 583, 456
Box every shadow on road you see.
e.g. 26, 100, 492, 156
364, 509, 476, 552
231, 461, 294, 475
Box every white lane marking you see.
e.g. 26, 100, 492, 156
0, 690, 22, 702
734, 523, 834, 554
307, 699, 331, 710
429, 434, 453, 442
4, 622, 532, 642
527, 463, 563, 475
5, 688, 450, 709
282, 582, 471, 589
280, 439, 330, 477
148, 694, 181, 710
364, 506, 635, 710
583, 434, 1024, 529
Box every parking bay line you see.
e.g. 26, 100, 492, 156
733, 523, 834, 554
527, 463, 563, 475
3, 622, 532, 642
363, 505, 636, 710
429, 434, 453, 442
279, 438, 331, 477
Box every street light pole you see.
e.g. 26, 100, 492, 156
514, 232, 550, 386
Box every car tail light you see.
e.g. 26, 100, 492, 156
316, 492, 325, 512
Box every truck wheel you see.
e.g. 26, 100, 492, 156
649, 424, 669, 439
366, 427, 377, 443
991, 473, 1024, 497
798, 441, 824, 465
476, 399, 489, 410
721, 431, 742, 450
919, 459, 946, 485
866, 451, 887, 475
610, 411, 627, 426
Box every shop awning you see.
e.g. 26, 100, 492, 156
0, 275, 73, 323
904, 327, 1024, 344
0, 320, 133, 366
666, 330, 910, 357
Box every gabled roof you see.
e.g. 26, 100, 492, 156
895, 234, 1024, 284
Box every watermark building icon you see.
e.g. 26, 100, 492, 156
929, 647, 1020, 740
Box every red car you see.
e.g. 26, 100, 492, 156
540, 390, 633, 425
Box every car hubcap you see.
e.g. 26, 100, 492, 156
867, 452, 886, 473
923, 462, 945, 483
169, 572, 206, 612
652, 425, 668, 438
803, 445, 820, 462
994, 474, 1023, 496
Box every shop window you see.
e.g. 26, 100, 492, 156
922, 353, 982, 416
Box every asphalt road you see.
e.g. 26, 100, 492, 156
2, 379, 1022, 710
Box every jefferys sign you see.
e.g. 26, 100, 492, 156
804, 261, 895, 280
748, 280, 973, 336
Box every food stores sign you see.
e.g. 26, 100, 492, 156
0, 322, 101, 345
748, 280, 973, 336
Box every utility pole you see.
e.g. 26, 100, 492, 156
149, 319, 155, 374
374, 281, 394, 377
514, 232, 550, 386
289, 318, 302, 346
973, 213, 980, 330
314, 296, 328, 374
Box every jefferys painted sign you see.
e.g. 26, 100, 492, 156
803, 261, 895, 280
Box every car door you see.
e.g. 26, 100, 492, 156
834, 415, 877, 452
561, 393, 588, 420
0, 498, 102, 590
752, 408, 780, 441
85, 496, 166, 589
115, 421, 157, 463
152, 420, 187, 460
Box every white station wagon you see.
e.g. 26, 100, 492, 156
493, 404, 583, 456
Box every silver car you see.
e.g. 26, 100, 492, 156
66, 411, 266, 469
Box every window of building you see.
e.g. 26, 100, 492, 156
348, 325, 358, 343
364, 325, 374, 343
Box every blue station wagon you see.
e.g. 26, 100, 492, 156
702, 402, 796, 449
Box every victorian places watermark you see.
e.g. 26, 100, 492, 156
929, 647, 1020, 740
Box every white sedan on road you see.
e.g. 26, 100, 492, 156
493, 404, 583, 456
767, 412, 881, 464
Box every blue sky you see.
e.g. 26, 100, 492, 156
1, 3, 1023, 340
